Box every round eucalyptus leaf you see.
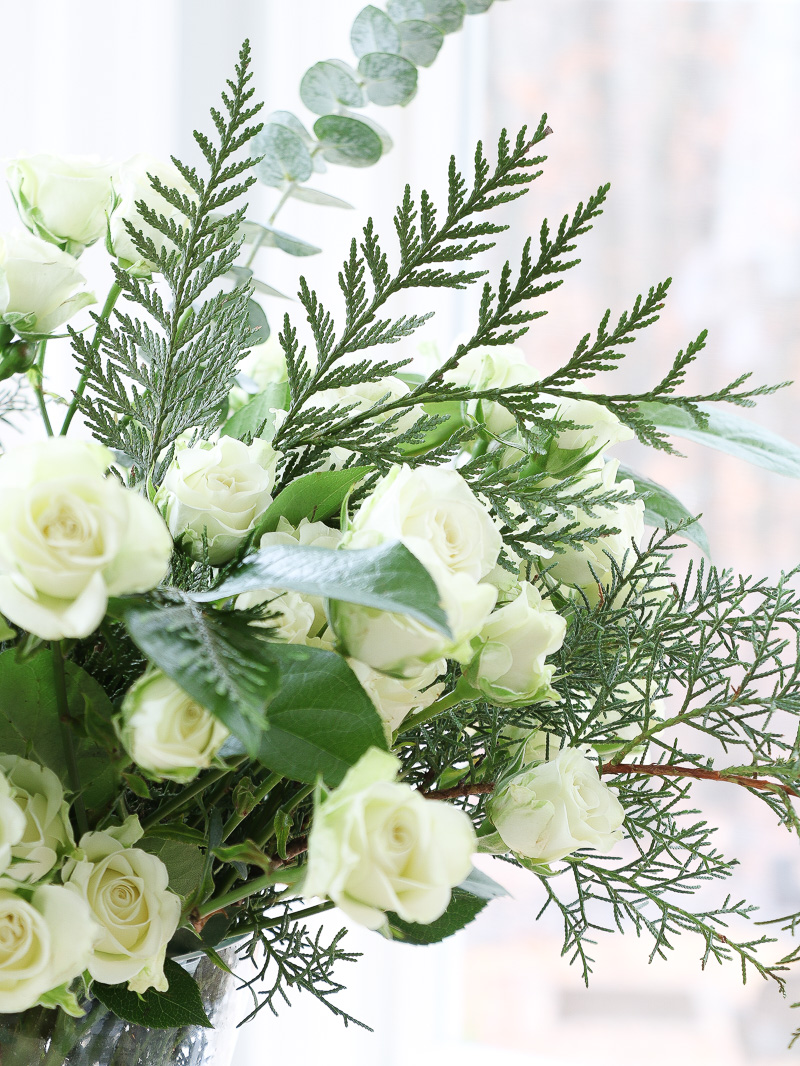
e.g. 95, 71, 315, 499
313, 114, 383, 168
340, 109, 394, 151
266, 110, 313, 144
359, 52, 418, 107
300, 60, 366, 116
397, 19, 444, 66
463, 0, 493, 11
289, 185, 355, 209
351, 5, 402, 59
387, 0, 425, 18
422, 0, 465, 33
251, 124, 313, 187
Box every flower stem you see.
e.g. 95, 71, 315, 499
140, 755, 248, 831
220, 771, 282, 842
60, 281, 121, 435
398, 677, 482, 736
33, 340, 53, 436
51, 642, 89, 838
196, 864, 305, 919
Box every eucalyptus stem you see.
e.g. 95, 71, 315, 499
60, 281, 121, 435
33, 340, 53, 436
141, 755, 247, 831
51, 642, 89, 838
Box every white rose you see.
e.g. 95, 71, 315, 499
544, 460, 645, 605
108, 154, 195, 275
230, 335, 290, 412
117, 670, 229, 783
62, 827, 181, 993
0, 230, 94, 336
304, 748, 475, 929
349, 658, 446, 739
7, 154, 115, 253
347, 464, 502, 582
465, 582, 566, 706
0, 880, 98, 1013
0, 439, 172, 640
545, 396, 634, 457
314, 377, 418, 434
237, 587, 318, 645
502, 726, 569, 766
488, 747, 625, 863
330, 560, 497, 676
155, 436, 276, 566
445, 344, 538, 435
0, 772, 25, 878
0, 756, 75, 883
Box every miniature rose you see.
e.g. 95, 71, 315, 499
304, 748, 476, 929
0, 439, 172, 640
546, 396, 634, 457
62, 824, 181, 994
0, 230, 94, 336
155, 436, 276, 566
488, 747, 625, 864
7, 154, 115, 253
0, 772, 26, 878
444, 344, 538, 435
0, 756, 75, 883
465, 582, 566, 706
349, 657, 447, 739
117, 670, 229, 783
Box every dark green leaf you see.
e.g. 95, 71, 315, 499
140, 838, 207, 897
397, 20, 444, 66
222, 383, 290, 442
359, 53, 418, 107
144, 823, 208, 845
253, 467, 372, 537
93, 959, 211, 1029
251, 124, 313, 188
619, 465, 710, 556
639, 401, 800, 478
313, 115, 383, 168
194, 542, 451, 636
300, 61, 366, 116
387, 882, 492, 944
258, 645, 386, 785
351, 6, 402, 58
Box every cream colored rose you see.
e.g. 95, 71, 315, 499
118, 670, 229, 782
0, 230, 94, 336
0, 772, 25, 878
304, 748, 475, 929
444, 344, 538, 435
347, 464, 502, 582
543, 460, 645, 605
0, 756, 74, 883
62, 826, 181, 993
488, 747, 625, 863
349, 657, 446, 739
107, 154, 195, 275
313, 377, 418, 433
0, 880, 98, 1013
0, 439, 172, 640
155, 436, 276, 566
7, 154, 115, 253
545, 396, 634, 457
465, 582, 566, 706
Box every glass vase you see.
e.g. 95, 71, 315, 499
0, 953, 241, 1066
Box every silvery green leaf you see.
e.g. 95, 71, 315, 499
314, 114, 384, 167
260, 225, 321, 257
639, 400, 800, 478
246, 298, 269, 344
397, 20, 444, 66
289, 185, 355, 209
387, 0, 425, 17
619, 464, 710, 556
359, 52, 418, 107
266, 109, 313, 144
339, 109, 394, 152
300, 60, 366, 115
351, 5, 402, 58
422, 0, 466, 33
252, 278, 292, 299
251, 124, 313, 188
463, 0, 493, 11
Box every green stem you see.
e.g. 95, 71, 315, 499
60, 281, 121, 435
221, 771, 282, 842
141, 755, 248, 831
232, 900, 334, 938
52, 643, 89, 838
33, 340, 53, 437
197, 865, 304, 919
398, 677, 482, 736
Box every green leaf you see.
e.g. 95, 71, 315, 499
252, 278, 292, 299
259, 225, 321, 257
246, 298, 269, 344
351, 6, 402, 58
619, 465, 711, 556
313, 115, 383, 168
300, 61, 366, 116
194, 542, 451, 637
422, 0, 466, 33
359, 52, 418, 107
258, 645, 386, 785
253, 467, 371, 537
0, 617, 15, 642
339, 109, 394, 152
265, 110, 313, 145
397, 20, 444, 66
639, 401, 800, 478
116, 597, 282, 758
458, 865, 511, 901
387, 0, 425, 17
386, 874, 500, 944
140, 838, 207, 897
93, 959, 211, 1029
463, 0, 493, 11
0, 649, 120, 816
144, 823, 208, 845
222, 382, 290, 442
288, 186, 355, 210
251, 124, 313, 188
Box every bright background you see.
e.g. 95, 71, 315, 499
3, 2, 800, 1063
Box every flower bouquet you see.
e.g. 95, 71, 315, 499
0, 13, 799, 1065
